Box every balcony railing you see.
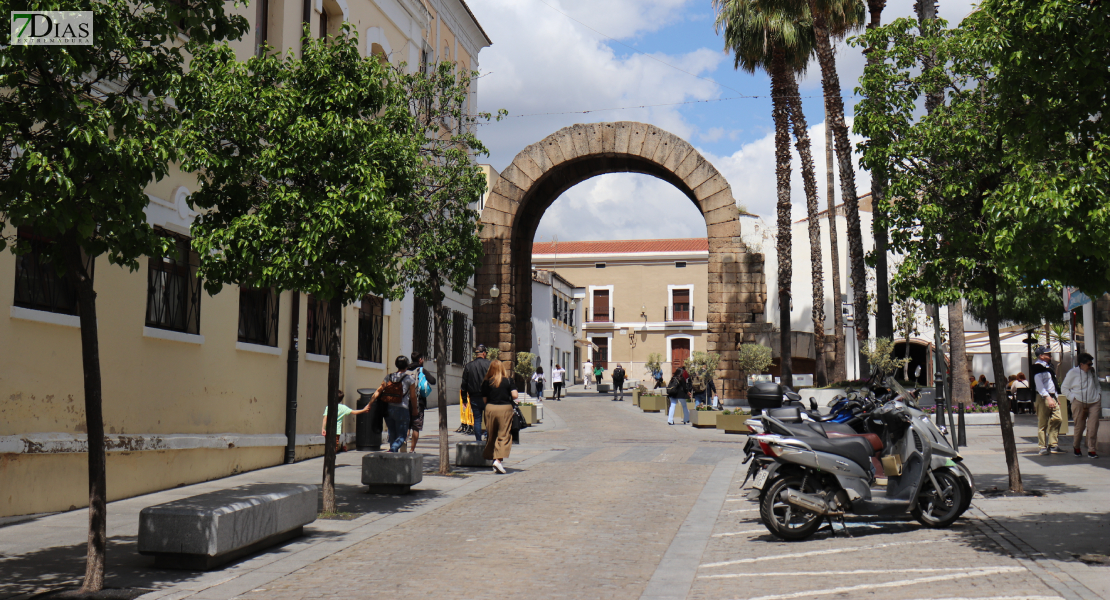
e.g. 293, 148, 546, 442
665, 306, 695, 322
586, 308, 614, 323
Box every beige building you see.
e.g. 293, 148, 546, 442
531, 239, 709, 386
0, 0, 490, 518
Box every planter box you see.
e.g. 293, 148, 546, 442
519, 404, 538, 425
632, 390, 640, 406
716, 413, 751, 434
690, 410, 722, 428
640, 395, 668, 412
598, 383, 611, 393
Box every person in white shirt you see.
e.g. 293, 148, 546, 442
532, 367, 546, 400
551, 364, 566, 401
1031, 346, 1064, 455
583, 360, 593, 389
1061, 352, 1101, 459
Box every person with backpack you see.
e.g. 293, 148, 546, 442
462, 344, 492, 442
368, 355, 419, 452
666, 367, 691, 425
593, 364, 605, 391
407, 351, 437, 453
611, 364, 627, 401
691, 369, 707, 407
653, 367, 665, 389
532, 366, 546, 399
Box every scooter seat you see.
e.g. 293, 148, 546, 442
795, 422, 874, 471
827, 431, 883, 453
765, 407, 804, 423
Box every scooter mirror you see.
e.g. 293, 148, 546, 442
914, 365, 922, 379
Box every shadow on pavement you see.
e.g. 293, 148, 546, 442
974, 472, 1087, 495
954, 510, 1110, 559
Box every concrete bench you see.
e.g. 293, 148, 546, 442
138, 483, 317, 570
362, 452, 422, 494
456, 441, 493, 468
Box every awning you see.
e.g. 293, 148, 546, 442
574, 339, 599, 351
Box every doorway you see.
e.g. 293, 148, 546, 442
671, 338, 690, 372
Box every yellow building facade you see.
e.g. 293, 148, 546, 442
0, 0, 490, 518
531, 239, 710, 387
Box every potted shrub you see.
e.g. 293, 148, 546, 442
514, 351, 537, 397
736, 344, 773, 399
690, 404, 722, 428
715, 408, 751, 434
640, 393, 668, 413
517, 401, 538, 425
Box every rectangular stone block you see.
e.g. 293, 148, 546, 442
543, 137, 567, 167
514, 153, 545, 183
138, 483, 317, 570
627, 123, 648, 156
707, 220, 740, 240
362, 452, 423, 494
703, 203, 737, 226
456, 442, 493, 467
524, 142, 553, 174
601, 123, 617, 153
685, 159, 716, 191
674, 152, 702, 181
699, 187, 735, 212
586, 123, 604, 155
662, 140, 690, 173
570, 124, 591, 157
614, 123, 632, 154
640, 129, 662, 160
499, 163, 534, 194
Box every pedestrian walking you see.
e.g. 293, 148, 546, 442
666, 368, 691, 425
320, 391, 369, 453
532, 366, 546, 400
1031, 345, 1064, 455
367, 356, 419, 452
462, 344, 492, 442
481, 360, 518, 474
1062, 352, 1101, 459
611, 364, 627, 401
593, 364, 605, 391
691, 369, 708, 407
583, 359, 594, 389
551, 364, 566, 400
407, 351, 436, 453
653, 367, 665, 389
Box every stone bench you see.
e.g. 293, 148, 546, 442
362, 452, 422, 494
138, 483, 317, 570
456, 441, 493, 468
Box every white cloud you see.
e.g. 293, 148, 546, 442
470, 0, 725, 169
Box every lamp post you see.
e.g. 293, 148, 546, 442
479, 284, 500, 306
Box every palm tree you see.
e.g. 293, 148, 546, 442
715, 0, 816, 388
867, 0, 893, 342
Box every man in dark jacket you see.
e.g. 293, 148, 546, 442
611, 364, 627, 402
461, 344, 492, 442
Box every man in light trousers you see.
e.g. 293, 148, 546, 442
1062, 352, 1101, 459
1031, 346, 1064, 455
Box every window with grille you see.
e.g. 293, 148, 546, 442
13, 227, 92, 316
146, 230, 201, 334
238, 286, 279, 346
357, 295, 384, 363
451, 310, 470, 365
306, 295, 338, 356
672, 289, 691, 321
592, 337, 609, 369
412, 297, 432, 357
592, 289, 610, 322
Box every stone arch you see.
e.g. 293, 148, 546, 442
475, 122, 769, 400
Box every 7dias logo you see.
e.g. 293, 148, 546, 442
11, 11, 92, 45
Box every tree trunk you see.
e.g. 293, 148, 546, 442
985, 272, 1023, 493
807, 0, 867, 344
825, 103, 846, 383
322, 296, 343, 513
771, 50, 793, 388
785, 71, 826, 387
868, 2, 893, 341
64, 236, 106, 593
948, 300, 971, 406
433, 300, 451, 476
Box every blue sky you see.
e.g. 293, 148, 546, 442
467, 0, 978, 241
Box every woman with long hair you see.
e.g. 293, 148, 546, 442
481, 360, 518, 474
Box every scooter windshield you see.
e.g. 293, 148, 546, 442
885, 376, 918, 408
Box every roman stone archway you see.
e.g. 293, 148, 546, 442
474, 122, 770, 400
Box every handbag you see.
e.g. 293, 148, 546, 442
511, 401, 528, 432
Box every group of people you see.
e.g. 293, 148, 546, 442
530, 364, 567, 400
1030, 346, 1101, 459
663, 365, 716, 425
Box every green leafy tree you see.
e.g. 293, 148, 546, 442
0, 0, 246, 589
177, 26, 422, 513
393, 61, 500, 476
514, 352, 537, 382
892, 293, 924, 380
644, 352, 664, 378
860, 337, 910, 376
736, 343, 774, 390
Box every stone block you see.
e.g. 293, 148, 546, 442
362, 452, 423, 494
661, 139, 691, 173
640, 129, 662, 160
456, 441, 493, 467
684, 159, 716, 192
499, 163, 534, 195
627, 122, 649, 156
614, 122, 632, 154
570, 124, 592, 157
586, 123, 604, 155
703, 203, 737, 226
492, 177, 526, 204
513, 153, 545, 184
555, 131, 577, 163
523, 142, 553, 174
601, 122, 617, 153
707, 220, 740, 240
699, 186, 735, 211
542, 138, 567, 167
674, 151, 702, 181
138, 483, 317, 570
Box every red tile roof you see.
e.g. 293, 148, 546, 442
532, 238, 708, 255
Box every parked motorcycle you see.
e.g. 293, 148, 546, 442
752, 376, 973, 540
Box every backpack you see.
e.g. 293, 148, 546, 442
380, 374, 407, 404
666, 374, 684, 396
613, 367, 625, 382
416, 367, 432, 399
692, 375, 706, 393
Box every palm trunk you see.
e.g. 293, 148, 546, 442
785, 72, 826, 387
948, 300, 971, 406
322, 296, 343, 513
807, 0, 867, 344
64, 236, 106, 593
825, 105, 846, 382
771, 49, 793, 388
984, 272, 1023, 493
433, 300, 451, 475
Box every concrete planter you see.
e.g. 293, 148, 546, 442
716, 413, 751, 434
690, 409, 722, 428
633, 389, 641, 406
640, 395, 668, 412
959, 412, 1000, 425
519, 404, 538, 425
598, 383, 611, 393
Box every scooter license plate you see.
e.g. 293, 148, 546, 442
753, 468, 769, 490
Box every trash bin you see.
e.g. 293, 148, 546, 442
746, 382, 783, 416
356, 388, 381, 451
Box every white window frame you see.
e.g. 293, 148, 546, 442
587, 285, 614, 322
667, 284, 695, 321
665, 333, 695, 365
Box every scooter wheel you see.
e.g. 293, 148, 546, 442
760, 476, 825, 541
912, 470, 967, 528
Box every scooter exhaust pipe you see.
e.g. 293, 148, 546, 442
785, 490, 830, 515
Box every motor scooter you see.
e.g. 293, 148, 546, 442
753, 376, 973, 540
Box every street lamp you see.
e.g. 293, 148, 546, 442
479, 284, 500, 306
